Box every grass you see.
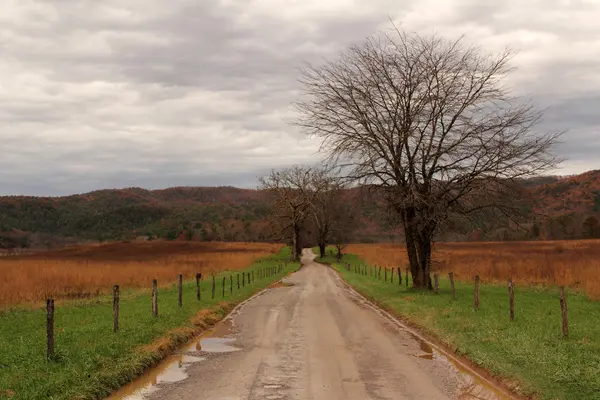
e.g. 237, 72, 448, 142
320, 248, 600, 400
346, 240, 600, 298
0, 247, 299, 400
0, 241, 282, 306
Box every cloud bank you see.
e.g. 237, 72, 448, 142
1, 0, 599, 195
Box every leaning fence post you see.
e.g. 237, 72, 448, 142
508, 279, 515, 321
433, 273, 439, 293
178, 274, 183, 308
196, 273, 202, 301
397, 267, 402, 285
448, 272, 456, 300
47, 298, 54, 360
212, 276, 216, 299
152, 279, 158, 317
113, 285, 119, 333
474, 275, 480, 311
560, 286, 568, 337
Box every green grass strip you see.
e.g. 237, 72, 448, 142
0, 247, 299, 400
319, 249, 600, 400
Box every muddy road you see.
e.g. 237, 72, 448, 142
110, 249, 512, 400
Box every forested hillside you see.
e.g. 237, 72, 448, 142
1, 171, 599, 249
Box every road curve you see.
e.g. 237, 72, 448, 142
117, 249, 503, 400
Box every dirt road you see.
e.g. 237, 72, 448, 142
111, 249, 508, 400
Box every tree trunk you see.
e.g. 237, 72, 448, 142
292, 222, 302, 261
336, 245, 343, 261
318, 241, 326, 259
402, 211, 434, 290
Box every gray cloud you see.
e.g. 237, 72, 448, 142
1, 0, 599, 196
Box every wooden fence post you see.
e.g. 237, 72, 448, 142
230, 275, 233, 294
196, 273, 202, 301
243, 272, 246, 287
178, 274, 183, 308
397, 267, 402, 285
152, 279, 158, 317
378, 266, 382, 279
237, 274, 240, 290
113, 285, 119, 333
433, 273, 439, 293
474, 275, 480, 311
560, 286, 568, 337
448, 272, 456, 300
222, 277, 226, 297
46, 298, 54, 360
212, 276, 216, 299
385, 268, 387, 282
508, 279, 515, 321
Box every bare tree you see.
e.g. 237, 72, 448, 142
296, 28, 561, 288
308, 167, 344, 258
329, 202, 357, 261
259, 166, 318, 261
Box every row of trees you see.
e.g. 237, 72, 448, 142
259, 166, 355, 261
264, 26, 561, 289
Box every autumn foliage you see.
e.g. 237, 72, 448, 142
347, 240, 600, 298
0, 241, 282, 306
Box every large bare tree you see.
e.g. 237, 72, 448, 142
259, 166, 318, 261
295, 29, 561, 288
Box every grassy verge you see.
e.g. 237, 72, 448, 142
0, 247, 299, 400
318, 249, 600, 400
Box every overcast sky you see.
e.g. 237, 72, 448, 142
1, 0, 599, 196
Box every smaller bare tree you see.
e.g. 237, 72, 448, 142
308, 167, 344, 258
329, 202, 357, 261
259, 166, 319, 261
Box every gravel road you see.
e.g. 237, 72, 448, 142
112, 249, 509, 400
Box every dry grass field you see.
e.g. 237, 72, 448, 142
0, 241, 282, 306
347, 239, 600, 298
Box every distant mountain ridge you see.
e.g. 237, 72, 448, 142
1, 171, 600, 248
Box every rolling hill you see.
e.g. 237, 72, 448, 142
1, 170, 599, 249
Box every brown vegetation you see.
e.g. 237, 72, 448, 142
347, 240, 600, 298
0, 241, 282, 306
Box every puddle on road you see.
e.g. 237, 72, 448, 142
106, 355, 206, 400
108, 319, 240, 400
408, 333, 513, 400
194, 337, 241, 353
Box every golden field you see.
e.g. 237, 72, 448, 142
347, 240, 600, 298
0, 241, 282, 306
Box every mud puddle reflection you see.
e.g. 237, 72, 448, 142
108, 319, 240, 400
408, 333, 513, 399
